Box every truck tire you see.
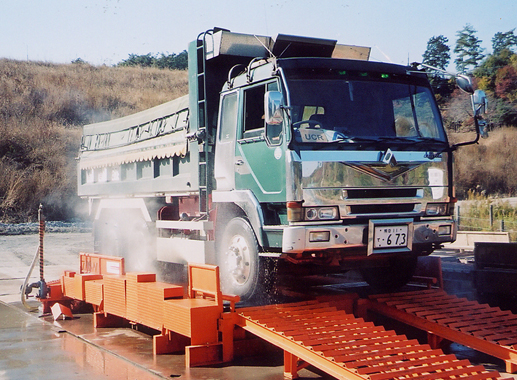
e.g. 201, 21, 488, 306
217, 217, 262, 301
360, 255, 418, 292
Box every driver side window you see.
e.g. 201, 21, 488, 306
242, 81, 283, 145
243, 85, 265, 137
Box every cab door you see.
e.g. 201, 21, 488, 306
214, 90, 239, 191
234, 81, 285, 202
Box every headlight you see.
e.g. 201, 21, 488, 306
305, 206, 339, 221
425, 203, 448, 216
287, 202, 339, 222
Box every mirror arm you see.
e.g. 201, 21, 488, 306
451, 109, 482, 150
417, 63, 456, 77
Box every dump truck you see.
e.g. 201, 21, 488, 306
78, 28, 488, 299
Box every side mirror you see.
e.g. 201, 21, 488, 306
265, 91, 284, 125
478, 120, 489, 139
451, 82, 490, 149
456, 75, 475, 94
472, 90, 488, 138
473, 89, 488, 115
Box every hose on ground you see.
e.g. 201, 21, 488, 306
20, 246, 40, 312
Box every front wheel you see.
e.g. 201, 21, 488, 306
217, 217, 262, 300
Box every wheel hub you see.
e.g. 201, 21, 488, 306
226, 235, 251, 285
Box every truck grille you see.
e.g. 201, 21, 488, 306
345, 188, 418, 199
349, 203, 416, 214
344, 187, 421, 216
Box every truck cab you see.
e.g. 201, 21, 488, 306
212, 47, 455, 296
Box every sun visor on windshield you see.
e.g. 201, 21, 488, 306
273, 34, 337, 58
332, 44, 371, 61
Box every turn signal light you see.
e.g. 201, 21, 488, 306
287, 201, 303, 222
309, 231, 330, 242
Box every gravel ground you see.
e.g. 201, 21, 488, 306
0, 221, 92, 235
0, 228, 94, 304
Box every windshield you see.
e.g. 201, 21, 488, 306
287, 78, 446, 145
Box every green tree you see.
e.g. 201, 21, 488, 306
492, 29, 517, 56
422, 35, 454, 99
422, 35, 450, 70
118, 53, 155, 67
490, 97, 517, 127
474, 49, 514, 92
454, 24, 485, 73
155, 51, 188, 70
118, 51, 188, 70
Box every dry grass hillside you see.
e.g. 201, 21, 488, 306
0, 59, 187, 222
0, 58, 515, 222
453, 127, 517, 197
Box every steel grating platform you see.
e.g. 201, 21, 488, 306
237, 299, 507, 379
367, 289, 517, 374
43, 254, 517, 379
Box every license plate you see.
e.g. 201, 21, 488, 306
373, 225, 408, 249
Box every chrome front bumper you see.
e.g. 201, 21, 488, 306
282, 218, 456, 254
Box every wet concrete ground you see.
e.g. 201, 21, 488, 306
1, 233, 516, 379
0, 301, 164, 380
1, 299, 323, 380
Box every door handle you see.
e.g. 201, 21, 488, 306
235, 159, 244, 166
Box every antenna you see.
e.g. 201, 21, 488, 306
254, 35, 275, 58
374, 45, 393, 63
277, 43, 291, 58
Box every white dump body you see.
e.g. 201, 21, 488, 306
78, 95, 196, 197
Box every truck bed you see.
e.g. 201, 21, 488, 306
78, 95, 199, 197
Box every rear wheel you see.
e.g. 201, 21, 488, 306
217, 217, 263, 300
360, 255, 418, 292
94, 209, 155, 272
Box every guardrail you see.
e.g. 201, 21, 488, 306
443, 231, 510, 252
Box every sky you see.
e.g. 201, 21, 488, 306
1, 0, 516, 70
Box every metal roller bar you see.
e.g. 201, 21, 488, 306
237, 300, 505, 379
367, 289, 517, 374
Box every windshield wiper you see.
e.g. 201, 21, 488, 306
321, 136, 375, 144
405, 137, 448, 148
336, 136, 447, 147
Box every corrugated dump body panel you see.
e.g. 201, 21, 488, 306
78, 95, 198, 197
